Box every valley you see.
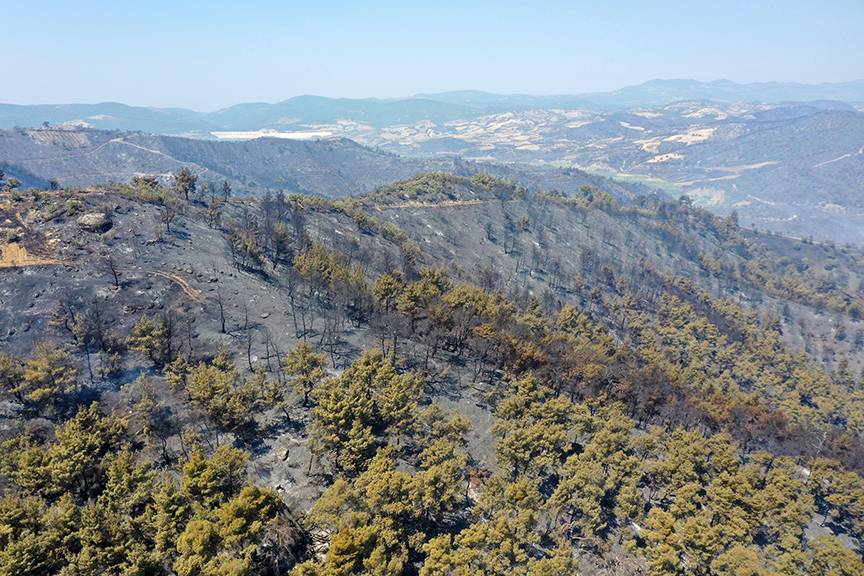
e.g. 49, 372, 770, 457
313, 102, 864, 245
0, 127, 646, 200
4, 80, 863, 246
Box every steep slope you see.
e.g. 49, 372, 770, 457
3, 175, 864, 443
2, 175, 864, 573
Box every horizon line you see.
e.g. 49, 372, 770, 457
2, 77, 864, 113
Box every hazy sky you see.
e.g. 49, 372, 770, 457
3, 0, 863, 110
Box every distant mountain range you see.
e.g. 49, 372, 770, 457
2, 79, 863, 134
423, 79, 864, 111
2, 79, 863, 245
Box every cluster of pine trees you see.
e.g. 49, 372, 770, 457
2, 172, 864, 574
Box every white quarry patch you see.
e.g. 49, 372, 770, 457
619, 121, 646, 131
211, 129, 333, 140
560, 110, 591, 119
60, 120, 92, 128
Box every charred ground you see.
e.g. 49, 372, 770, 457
1, 173, 863, 574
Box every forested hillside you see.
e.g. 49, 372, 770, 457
1, 170, 863, 575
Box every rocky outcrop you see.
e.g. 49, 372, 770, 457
77, 212, 112, 233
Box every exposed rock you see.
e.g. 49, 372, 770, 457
77, 212, 112, 233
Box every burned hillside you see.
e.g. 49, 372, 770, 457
1, 173, 863, 575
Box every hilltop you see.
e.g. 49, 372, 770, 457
342, 103, 864, 245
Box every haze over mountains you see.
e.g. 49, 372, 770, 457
3, 79, 864, 133
351, 101, 864, 245
6, 0, 864, 572
2, 78, 864, 245
4, 60, 864, 576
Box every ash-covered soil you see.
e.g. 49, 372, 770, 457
0, 189, 500, 508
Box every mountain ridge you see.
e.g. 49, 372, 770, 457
0, 127, 648, 200
3, 78, 863, 134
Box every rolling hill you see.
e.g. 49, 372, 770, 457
0, 127, 647, 199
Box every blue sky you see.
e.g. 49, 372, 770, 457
2, 0, 862, 110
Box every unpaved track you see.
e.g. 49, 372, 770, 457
148, 270, 204, 303
374, 199, 489, 210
